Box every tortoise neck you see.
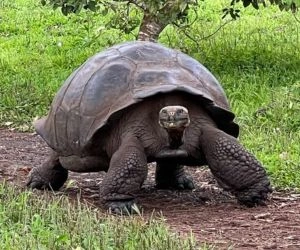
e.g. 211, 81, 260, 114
167, 129, 184, 149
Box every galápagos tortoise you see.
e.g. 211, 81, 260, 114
27, 41, 272, 213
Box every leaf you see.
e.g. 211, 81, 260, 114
53, 3, 61, 10
179, 2, 188, 12
229, 8, 237, 19
101, 7, 109, 16
261, 0, 266, 7
61, 5, 68, 15
87, 1, 97, 12
222, 13, 228, 19
242, 0, 251, 7
41, 0, 46, 6
66, 180, 77, 189
74, 2, 83, 14
251, 0, 259, 9
291, 3, 298, 13
222, 8, 229, 19
4, 121, 13, 126
56, 234, 69, 243
279, 3, 285, 10
61, 4, 75, 16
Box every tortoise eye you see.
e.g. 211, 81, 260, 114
161, 109, 168, 115
177, 109, 184, 114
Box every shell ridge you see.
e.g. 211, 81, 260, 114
52, 65, 85, 150
77, 61, 110, 149
61, 62, 91, 152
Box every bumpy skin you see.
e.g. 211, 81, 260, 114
100, 137, 148, 214
27, 150, 68, 190
199, 126, 272, 206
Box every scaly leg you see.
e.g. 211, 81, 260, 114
27, 150, 68, 190
200, 126, 272, 207
100, 137, 148, 214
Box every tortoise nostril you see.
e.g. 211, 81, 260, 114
169, 116, 175, 122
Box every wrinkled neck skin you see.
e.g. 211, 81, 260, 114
166, 129, 184, 149
104, 93, 217, 163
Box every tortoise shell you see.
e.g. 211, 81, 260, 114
35, 41, 238, 156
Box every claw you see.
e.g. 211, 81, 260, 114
235, 185, 272, 207
26, 168, 48, 189
156, 175, 195, 190
26, 166, 67, 191
177, 176, 195, 190
106, 200, 140, 215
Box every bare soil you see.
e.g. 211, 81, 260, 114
1, 128, 300, 249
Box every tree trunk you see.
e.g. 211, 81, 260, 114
137, 13, 168, 42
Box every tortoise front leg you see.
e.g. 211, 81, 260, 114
155, 161, 194, 190
100, 137, 148, 214
200, 126, 272, 207
27, 150, 68, 190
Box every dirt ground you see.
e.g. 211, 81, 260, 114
0, 128, 300, 249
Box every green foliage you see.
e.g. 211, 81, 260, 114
223, 0, 299, 19
40, 0, 197, 17
0, 183, 198, 249
39, 0, 299, 33
39, 0, 199, 37
40, 0, 299, 16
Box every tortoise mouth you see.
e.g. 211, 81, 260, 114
160, 119, 190, 131
158, 105, 190, 130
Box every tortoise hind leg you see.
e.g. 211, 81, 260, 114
155, 162, 194, 190
200, 126, 272, 206
27, 150, 68, 190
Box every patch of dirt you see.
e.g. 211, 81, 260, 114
1, 128, 300, 249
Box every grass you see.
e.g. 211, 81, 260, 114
0, 182, 198, 250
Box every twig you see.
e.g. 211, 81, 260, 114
293, 13, 300, 23
127, 0, 146, 11
172, 22, 200, 46
198, 19, 232, 41
172, 19, 233, 46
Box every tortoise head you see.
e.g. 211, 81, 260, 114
158, 105, 190, 132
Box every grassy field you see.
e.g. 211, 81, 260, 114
0, 0, 299, 248
0, 182, 197, 250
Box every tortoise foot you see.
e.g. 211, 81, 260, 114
26, 165, 68, 191
106, 200, 140, 215
235, 184, 273, 207
26, 167, 50, 190
156, 174, 195, 190
156, 164, 195, 190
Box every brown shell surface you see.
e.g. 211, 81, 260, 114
35, 41, 238, 156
